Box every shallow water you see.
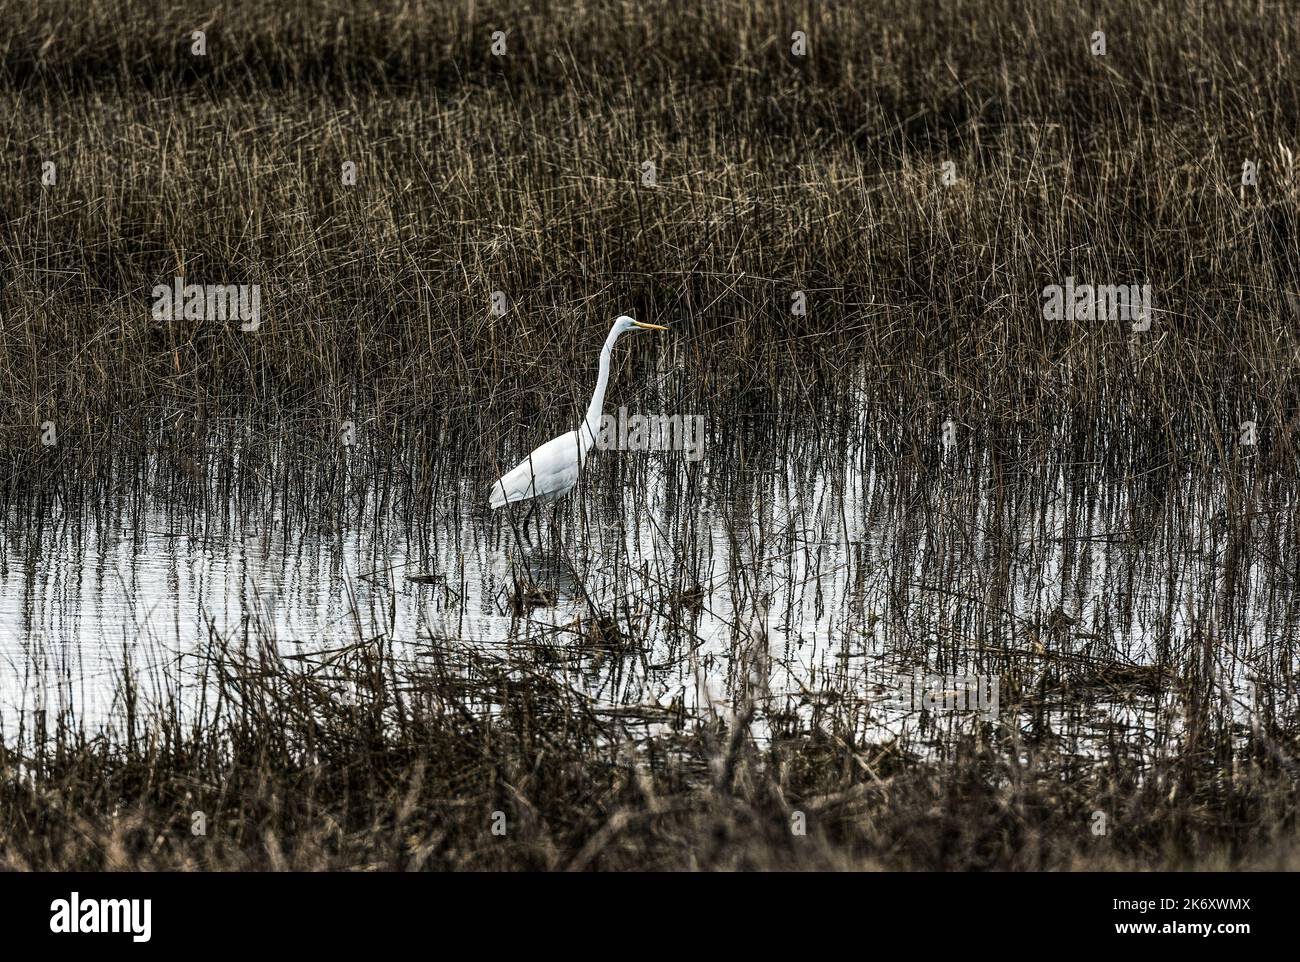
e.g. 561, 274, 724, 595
2, 416, 1292, 755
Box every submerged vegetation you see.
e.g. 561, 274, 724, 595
2, 0, 1300, 870
4, 622, 1299, 871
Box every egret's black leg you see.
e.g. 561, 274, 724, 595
521, 502, 536, 544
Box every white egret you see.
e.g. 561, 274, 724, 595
489, 315, 667, 523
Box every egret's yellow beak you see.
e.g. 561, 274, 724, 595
633, 321, 669, 331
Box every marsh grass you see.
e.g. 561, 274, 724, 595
2, 618, 1297, 871
2, 0, 1299, 475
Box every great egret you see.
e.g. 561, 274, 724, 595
489, 315, 667, 520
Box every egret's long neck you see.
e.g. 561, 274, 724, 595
581, 327, 620, 448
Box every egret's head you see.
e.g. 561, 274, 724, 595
613, 314, 668, 336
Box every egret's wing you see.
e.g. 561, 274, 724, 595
488, 431, 582, 507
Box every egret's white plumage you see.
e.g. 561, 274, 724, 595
489, 315, 666, 510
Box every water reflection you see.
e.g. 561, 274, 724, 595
2, 423, 1294, 756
